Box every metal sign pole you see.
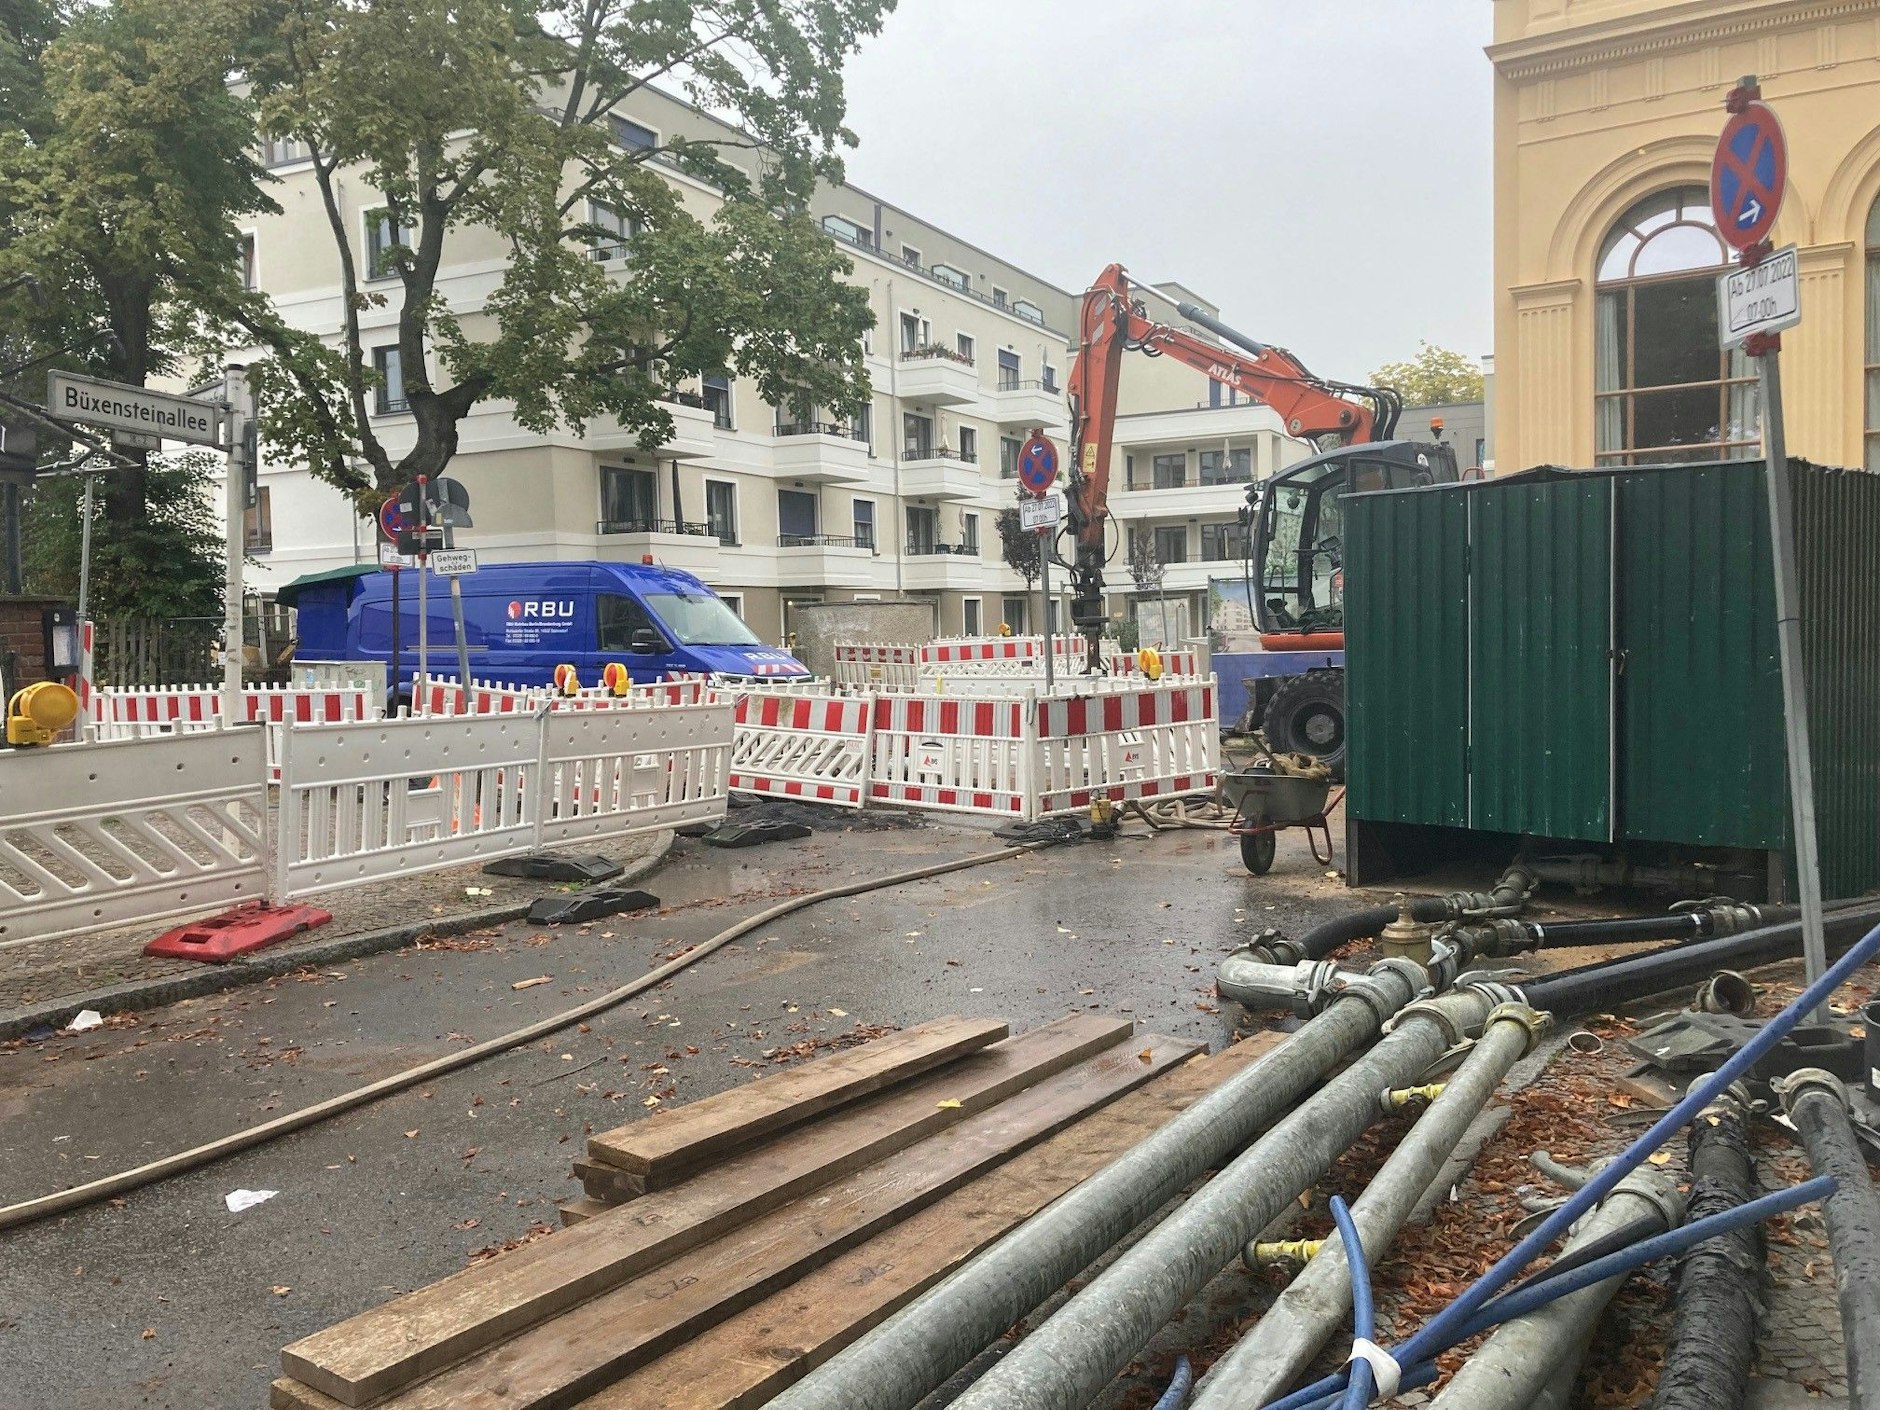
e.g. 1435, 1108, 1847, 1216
76, 466, 95, 624
1755, 339, 1828, 1014
1041, 534, 1055, 694
442, 508, 473, 689
389, 567, 402, 714
221, 366, 247, 722
416, 474, 431, 690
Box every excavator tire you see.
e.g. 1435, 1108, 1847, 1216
1262, 668, 1346, 782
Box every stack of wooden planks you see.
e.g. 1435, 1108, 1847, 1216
271, 1013, 1283, 1410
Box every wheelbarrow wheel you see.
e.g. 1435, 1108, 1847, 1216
1239, 830, 1277, 875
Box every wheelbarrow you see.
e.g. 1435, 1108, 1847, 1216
1220, 765, 1344, 875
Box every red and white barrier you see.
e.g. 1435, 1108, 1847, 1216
729, 692, 873, 806
1034, 680, 1219, 814
832, 643, 922, 688
867, 695, 1032, 816
91, 684, 375, 778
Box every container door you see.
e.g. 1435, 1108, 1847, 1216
1346, 488, 1470, 827
1467, 477, 1616, 841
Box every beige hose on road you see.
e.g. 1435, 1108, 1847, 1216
0, 843, 1033, 1233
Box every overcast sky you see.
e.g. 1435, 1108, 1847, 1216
837, 0, 1494, 379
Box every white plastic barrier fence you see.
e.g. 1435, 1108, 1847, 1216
867, 694, 1034, 817
1034, 680, 1220, 815
831, 643, 922, 688
729, 692, 873, 807
415, 674, 717, 716
274, 694, 731, 900
0, 730, 270, 948
91, 684, 377, 777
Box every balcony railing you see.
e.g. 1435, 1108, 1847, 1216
597, 517, 719, 538
659, 389, 708, 409
996, 376, 1057, 393
821, 224, 1061, 331
905, 542, 979, 556
778, 533, 864, 548
898, 343, 975, 368
775, 421, 865, 440
902, 445, 977, 464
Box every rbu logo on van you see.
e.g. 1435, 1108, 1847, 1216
505, 599, 575, 620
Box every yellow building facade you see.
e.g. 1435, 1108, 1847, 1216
1491, 0, 1880, 473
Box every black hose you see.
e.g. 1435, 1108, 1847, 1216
1528, 913, 1711, 947
1519, 902, 1880, 1018
1650, 1088, 1763, 1410
1783, 1077, 1880, 1410
1295, 905, 1398, 960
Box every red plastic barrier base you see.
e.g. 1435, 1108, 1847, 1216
143, 902, 334, 963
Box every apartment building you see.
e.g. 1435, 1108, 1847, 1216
236, 83, 1294, 645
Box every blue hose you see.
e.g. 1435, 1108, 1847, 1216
1258, 917, 1880, 1410
1154, 1354, 1194, 1410
1272, 1175, 1837, 1410
1329, 1196, 1375, 1410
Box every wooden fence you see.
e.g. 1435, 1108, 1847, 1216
92, 603, 296, 686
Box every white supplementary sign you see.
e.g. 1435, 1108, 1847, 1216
1020, 492, 1064, 533
429, 548, 478, 575
378, 542, 415, 569
1718, 244, 1801, 348
47, 370, 223, 448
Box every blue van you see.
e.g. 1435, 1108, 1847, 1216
285, 560, 808, 697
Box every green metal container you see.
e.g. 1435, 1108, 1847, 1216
1345, 459, 1880, 897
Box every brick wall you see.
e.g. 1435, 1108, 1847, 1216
0, 596, 66, 694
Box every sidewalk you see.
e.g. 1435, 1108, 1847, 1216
0, 830, 672, 1039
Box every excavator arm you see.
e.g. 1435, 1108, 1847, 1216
1058, 263, 1398, 662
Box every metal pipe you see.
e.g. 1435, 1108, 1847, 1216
1776, 1069, 1880, 1410
1649, 1083, 1762, 1410
1190, 1006, 1543, 1410
1249, 905, 1399, 965
1406, 863, 1539, 924
1215, 955, 1366, 1015
947, 985, 1512, 1410
1428, 1168, 1683, 1410
762, 958, 1436, 1410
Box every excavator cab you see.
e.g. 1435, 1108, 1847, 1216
1247, 439, 1459, 642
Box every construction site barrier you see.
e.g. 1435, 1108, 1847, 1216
831, 643, 923, 689
91, 684, 378, 778
868, 694, 1034, 817
729, 692, 874, 807
0, 729, 270, 949
1035, 680, 1220, 814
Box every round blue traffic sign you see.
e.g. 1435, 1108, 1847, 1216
1711, 101, 1786, 251
1017, 434, 1059, 497
379, 496, 407, 540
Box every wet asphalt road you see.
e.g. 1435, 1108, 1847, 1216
0, 814, 1352, 1410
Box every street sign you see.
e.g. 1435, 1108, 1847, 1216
111, 429, 161, 452
1711, 100, 1786, 251
378, 541, 415, 570
399, 476, 473, 528
1719, 244, 1801, 348
1020, 492, 1064, 533
379, 496, 407, 541
1016, 433, 1059, 497
429, 548, 478, 575
47, 370, 223, 448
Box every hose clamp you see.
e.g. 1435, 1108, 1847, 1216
1461, 978, 1528, 1009
1342, 957, 1430, 1026
1392, 995, 1472, 1048
1772, 1066, 1850, 1116
1424, 937, 1463, 993
1292, 960, 1344, 1018
1483, 1001, 1550, 1054
1606, 1164, 1686, 1231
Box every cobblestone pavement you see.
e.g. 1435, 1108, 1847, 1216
0, 829, 669, 1025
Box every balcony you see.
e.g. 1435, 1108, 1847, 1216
894, 346, 979, 407
1112, 399, 1281, 447
990, 379, 1066, 431
902, 543, 985, 591
596, 517, 728, 575
899, 448, 984, 500
583, 393, 717, 458
770, 423, 871, 484
775, 533, 875, 587
1115, 474, 1256, 520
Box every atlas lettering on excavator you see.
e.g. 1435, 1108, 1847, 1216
1059, 263, 1458, 775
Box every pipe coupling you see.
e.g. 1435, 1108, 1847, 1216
1460, 978, 1528, 1009
1390, 994, 1478, 1048
1482, 1001, 1550, 1054
1381, 1082, 1446, 1113
1457, 917, 1538, 958
1338, 956, 1431, 1026
1693, 970, 1757, 1016
1773, 1066, 1851, 1116
1603, 1163, 1686, 1232
1292, 960, 1347, 1018
1244, 1238, 1323, 1270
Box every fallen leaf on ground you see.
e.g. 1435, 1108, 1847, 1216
141, 1328, 155, 1340
1139, 1048, 1155, 1063
829, 1007, 847, 1017
512, 976, 554, 991
937, 1099, 962, 1110
271, 1286, 291, 1296
404, 1129, 420, 1139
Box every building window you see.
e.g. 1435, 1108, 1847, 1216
240, 233, 257, 291
822, 213, 872, 248
610, 115, 657, 151
956, 332, 975, 362
244, 485, 272, 553
588, 201, 638, 262
719, 593, 744, 620
1000, 435, 1021, 478
1199, 447, 1252, 484
1866, 195, 1880, 472
365, 207, 413, 281
906, 505, 937, 554
852, 498, 875, 549
996, 349, 1021, 389
1012, 299, 1043, 325
899, 313, 931, 353
1153, 452, 1186, 489
958, 426, 978, 464
900, 244, 922, 268
1042, 363, 1058, 393
991, 287, 1009, 310
1200, 520, 1248, 562
932, 263, 968, 291
1594, 186, 1753, 465
903, 411, 933, 459
601, 465, 658, 530
852, 401, 873, 448
963, 596, 983, 635
702, 373, 732, 429
1209, 379, 1240, 408
777, 488, 818, 543
259, 135, 308, 167
1001, 595, 1028, 633
961, 511, 979, 553
1155, 525, 1188, 564
373, 345, 408, 414
705, 480, 738, 545
1474, 437, 1486, 468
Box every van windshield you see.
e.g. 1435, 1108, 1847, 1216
644, 592, 761, 646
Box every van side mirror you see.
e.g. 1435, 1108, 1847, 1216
630, 627, 663, 654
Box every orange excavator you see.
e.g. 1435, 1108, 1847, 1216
1057, 263, 1458, 772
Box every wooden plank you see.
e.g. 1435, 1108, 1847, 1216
558, 1198, 610, 1227
586, 1014, 1008, 1183
279, 1014, 1129, 1407
579, 1031, 1288, 1410
284, 1035, 1201, 1410
569, 1158, 640, 1205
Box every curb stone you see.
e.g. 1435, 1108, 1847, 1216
0, 831, 677, 1042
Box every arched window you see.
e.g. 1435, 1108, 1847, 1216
1595, 186, 1755, 465
1866, 195, 1880, 471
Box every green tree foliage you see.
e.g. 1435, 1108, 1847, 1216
22, 452, 224, 618
236, 0, 893, 505
996, 505, 1040, 585
0, 0, 272, 550
1368, 341, 1484, 406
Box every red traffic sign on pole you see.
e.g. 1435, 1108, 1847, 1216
1711, 94, 1786, 253
1016, 432, 1059, 498
379, 496, 407, 540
